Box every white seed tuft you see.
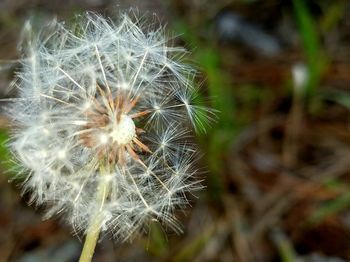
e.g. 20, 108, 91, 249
110, 115, 136, 144
7, 11, 213, 241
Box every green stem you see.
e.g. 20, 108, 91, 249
79, 213, 103, 262
79, 166, 110, 262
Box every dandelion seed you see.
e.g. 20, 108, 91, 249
6, 10, 214, 262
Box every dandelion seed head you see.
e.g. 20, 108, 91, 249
7, 11, 215, 241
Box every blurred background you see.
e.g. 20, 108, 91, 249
2, 0, 350, 261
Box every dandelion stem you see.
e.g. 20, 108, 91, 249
79, 214, 102, 262
79, 165, 110, 262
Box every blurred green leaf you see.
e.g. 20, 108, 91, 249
174, 226, 214, 262
308, 191, 350, 225
173, 21, 236, 135
308, 179, 350, 225
293, 0, 327, 97
140, 221, 168, 258
173, 20, 238, 198
276, 236, 297, 262
320, 1, 346, 32
320, 89, 350, 111
0, 129, 15, 175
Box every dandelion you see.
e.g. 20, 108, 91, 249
7, 11, 214, 261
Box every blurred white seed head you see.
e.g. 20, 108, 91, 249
292, 62, 308, 94
7, 11, 215, 240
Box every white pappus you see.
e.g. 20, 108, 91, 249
7, 11, 215, 241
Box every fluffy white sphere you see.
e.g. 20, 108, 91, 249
8, 11, 214, 241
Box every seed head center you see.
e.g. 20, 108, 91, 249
110, 114, 136, 144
